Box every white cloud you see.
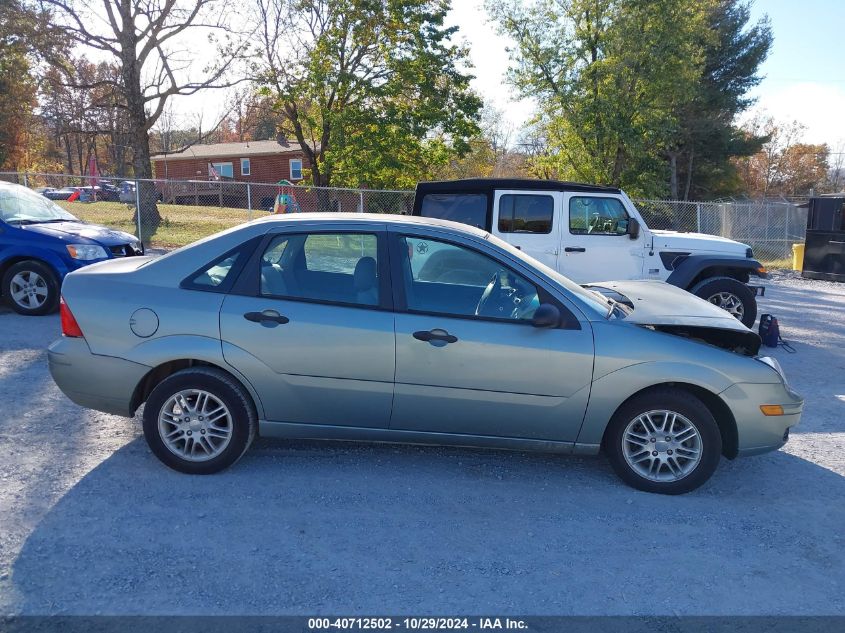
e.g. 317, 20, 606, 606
746, 82, 845, 148
446, 1, 536, 132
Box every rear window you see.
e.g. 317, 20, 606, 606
419, 193, 488, 229
186, 252, 241, 289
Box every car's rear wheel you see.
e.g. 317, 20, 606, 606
2, 260, 60, 315
604, 388, 722, 495
142, 367, 257, 474
690, 276, 757, 328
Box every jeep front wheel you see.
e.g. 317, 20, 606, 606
691, 276, 757, 328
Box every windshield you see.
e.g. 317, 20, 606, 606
0, 184, 79, 224
482, 232, 613, 316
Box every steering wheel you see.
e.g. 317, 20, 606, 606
475, 270, 521, 319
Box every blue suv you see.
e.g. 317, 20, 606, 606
0, 181, 143, 315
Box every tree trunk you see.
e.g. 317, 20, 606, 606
668, 151, 679, 200
683, 148, 694, 201
122, 46, 161, 241
130, 125, 162, 242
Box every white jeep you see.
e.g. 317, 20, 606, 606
412, 179, 766, 327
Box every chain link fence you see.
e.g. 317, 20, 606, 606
0, 172, 414, 248
635, 199, 807, 263
1, 172, 807, 263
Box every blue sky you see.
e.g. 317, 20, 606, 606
744, 0, 845, 145
160, 1, 843, 149
448, 0, 845, 147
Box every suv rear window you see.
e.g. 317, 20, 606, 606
419, 193, 487, 229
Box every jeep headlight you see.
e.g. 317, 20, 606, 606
66, 244, 108, 260
756, 356, 788, 386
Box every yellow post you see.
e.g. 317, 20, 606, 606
791, 243, 805, 271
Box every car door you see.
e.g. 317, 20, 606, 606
219, 228, 395, 428
491, 189, 561, 270
560, 193, 645, 282
388, 231, 595, 442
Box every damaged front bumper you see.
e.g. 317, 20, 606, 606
719, 381, 804, 456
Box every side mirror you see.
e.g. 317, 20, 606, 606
627, 217, 640, 240
532, 303, 560, 328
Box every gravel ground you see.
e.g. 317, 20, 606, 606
0, 272, 843, 616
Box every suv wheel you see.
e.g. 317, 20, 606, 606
604, 388, 722, 495
2, 260, 60, 315
142, 367, 257, 474
691, 276, 757, 328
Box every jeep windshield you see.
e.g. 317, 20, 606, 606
0, 185, 79, 224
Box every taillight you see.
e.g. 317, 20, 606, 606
60, 297, 84, 338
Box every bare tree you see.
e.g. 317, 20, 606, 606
41, 0, 250, 233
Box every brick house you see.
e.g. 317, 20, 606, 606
151, 138, 311, 184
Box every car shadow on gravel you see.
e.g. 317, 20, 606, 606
10, 436, 845, 615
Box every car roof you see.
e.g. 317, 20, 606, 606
415, 178, 622, 195
251, 212, 492, 238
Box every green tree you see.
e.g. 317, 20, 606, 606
254, 0, 482, 192
735, 116, 829, 198
0, 0, 65, 172
669, 0, 772, 199
489, 0, 713, 197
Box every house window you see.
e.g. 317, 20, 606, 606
290, 159, 303, 180
240, 158, 251, 176
209, 162, 233, 179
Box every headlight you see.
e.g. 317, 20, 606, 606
756, 356, 788, 386
66, 244, 108, 260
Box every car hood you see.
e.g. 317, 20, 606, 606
650, 229, 750, 255
23, 221, 138, 246
586, 279, 761, 355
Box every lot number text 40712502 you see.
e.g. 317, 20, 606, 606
307, 617, 529, 630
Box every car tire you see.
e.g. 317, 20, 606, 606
604, 388, 722, 495
142, 367, 257, 475
690, 276, 757, 328
2, 260, 60, 316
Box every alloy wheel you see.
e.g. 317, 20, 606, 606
157, 389, 233, 462
707, 291, 745, 319
621, 410, 703, 482
10, 271, 49, 310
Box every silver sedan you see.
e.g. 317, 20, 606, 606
48, 214, 803, 494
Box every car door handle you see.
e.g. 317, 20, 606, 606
243, 310, 290, 326
413, 329, 458, 344
564, 247, 586, 253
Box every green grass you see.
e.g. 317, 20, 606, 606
56, 200, 254, 247
759, 257, 794, 270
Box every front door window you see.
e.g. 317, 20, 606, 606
399, 236, 541, 322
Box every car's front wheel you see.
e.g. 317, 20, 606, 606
142, 367, 257, 474
604, 388, 722, 494
2, 260, 60, 315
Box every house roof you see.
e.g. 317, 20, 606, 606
151, 139, 309, 160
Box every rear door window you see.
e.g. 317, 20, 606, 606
419, 193, 488, 229
260, 233, 380, 306
498, 194, 554, 233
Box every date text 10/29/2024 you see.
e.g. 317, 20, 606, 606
308, 618, 529, 630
